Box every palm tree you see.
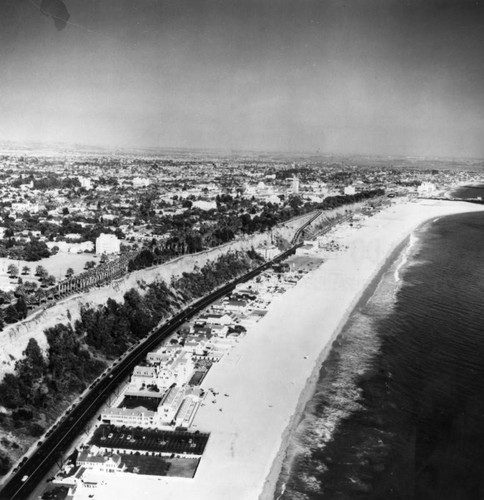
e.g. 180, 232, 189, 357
65, 267, 74, 278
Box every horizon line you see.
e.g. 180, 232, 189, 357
0, 139, 483, 163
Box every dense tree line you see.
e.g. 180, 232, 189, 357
136, 196, 317, 264
135, 189, 384, 268
0, 248, 263, 468
0, 331, 105, 450
173, 251, 262, 300
0, 239, 51, 261
79, 251, 262, 357
75, 286, 174, 357
0, 208, 120, 248
3, 296, 28, 325
10, 174, 81, 191
128, 249, 157, 271
0, 452, 12, 475
317, 188, 385, 210
0, 187, 384, 464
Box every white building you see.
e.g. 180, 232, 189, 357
11, 202, 40, 214
157, 352, 194, 387
133, 177, 151, 188
131, 350, 194, 391
417, 181, 437, 196
131, 365, 158, 389
99, 385, 200, 430
192, 200, 217, 211
147, 352, 171, 365
157, 385, 185, 425
100, 406, 156, 427
64, 233, 83, 241
224, 299, 248, 313
174, 388, 204, 428
95, 233, 120, 255
291, 175, 300, 194
265, 194, 282, 205
344, 185, 356, 196
244, 184, 257, 197
201, 312, 233, 326
77, 446, 125, 473
78, 177, 92, 190
258, 244, 279, 260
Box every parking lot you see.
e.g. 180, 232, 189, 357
89, 425, 210, 456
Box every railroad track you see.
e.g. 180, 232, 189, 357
0, 244, 301, 500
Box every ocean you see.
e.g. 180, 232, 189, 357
276, 189, 484, 499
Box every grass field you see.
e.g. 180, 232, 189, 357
0, 253, 98, 291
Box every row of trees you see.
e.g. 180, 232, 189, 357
0, 189, 385, 331
0, 239, 51, 261
2, 296, 28, 325
11, 174, 81, 191
133, 196, 318, 264
77, 250, 263, 357
0, 210, 123, 251
6, 264, 58, 291
0, 260, 109, 331
133, 190, 384, 267
7, 264, 61, 279
0, 248, 262, 410
0, 331, 105, 442
317, 188, 385, 211
0, 249, 263, 473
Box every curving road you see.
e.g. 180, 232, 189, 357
0, 240, 307, 500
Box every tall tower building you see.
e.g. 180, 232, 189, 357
291, 174, 300, 194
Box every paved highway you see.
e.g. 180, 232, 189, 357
0, 239, 307, 500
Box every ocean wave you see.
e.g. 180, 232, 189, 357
278, 310, 385, 498
278, 235, 413, 499
280, 210, 484, 499
394, 232, 418, 283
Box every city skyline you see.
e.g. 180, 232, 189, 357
1, 0, 484, 158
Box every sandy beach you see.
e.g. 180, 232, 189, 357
72, 199, 484, 500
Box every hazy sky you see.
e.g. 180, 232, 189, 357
1, 0, 484, 157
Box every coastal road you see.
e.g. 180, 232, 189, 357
0, 242, 304, 500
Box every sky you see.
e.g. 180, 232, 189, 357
1, 0, 484, 157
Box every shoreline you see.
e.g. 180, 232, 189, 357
448, 181, 484, 198
265, 210, 452, 498
260, 201, 484, 500
260, 230, 413, 499
71, 200, 484, 500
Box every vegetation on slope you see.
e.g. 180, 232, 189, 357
127, 189, 384, 270
0, 250, 264, 474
